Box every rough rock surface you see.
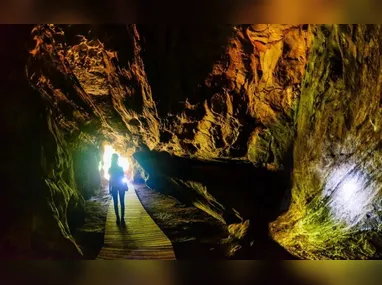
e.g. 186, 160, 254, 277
25, 24, 312, 257
3, 24, 382, 259
29, 24, 310, 165
1, 25, 104, 258
270, 25, 382, 259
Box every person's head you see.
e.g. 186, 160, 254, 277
111, 153, 119, 165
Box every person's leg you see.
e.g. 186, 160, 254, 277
112, 189, 120, 224
119, 189, 125, 222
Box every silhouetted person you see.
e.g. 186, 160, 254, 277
108, 153, 128, 225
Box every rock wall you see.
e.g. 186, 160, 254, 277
5, 24, 382, 259
73, 143, 102, 200
0, 25, 101, 258
26, 24, 312, 256
28, 24, 311, 164
137, 24, 311, 168
271, 25, 382, 259
23, 24, 308, 257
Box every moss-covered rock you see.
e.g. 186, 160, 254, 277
0, 25, 102, 258
73, 144, 102, 199
270, 25, 382, 259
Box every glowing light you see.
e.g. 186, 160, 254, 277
340, 180, 359, 203
122, 178, 127, 183
324, 166, 378, 228
100, 145, 130, 181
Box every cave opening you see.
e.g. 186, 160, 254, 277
99, 143, 132, 188
69, 141, 140, 260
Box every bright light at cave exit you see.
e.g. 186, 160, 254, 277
99, 145, 130, 181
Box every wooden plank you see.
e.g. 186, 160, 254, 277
96, 183, 176, 260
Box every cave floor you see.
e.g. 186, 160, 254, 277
73, 191, 111, 260
135, 184, 229, 259
96, 183, 176, 260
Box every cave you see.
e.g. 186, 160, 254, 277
1, 24, 382, 260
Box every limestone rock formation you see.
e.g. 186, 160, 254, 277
0, 25, 97, 258
270, 25, 382, 259
28, 24, 310, 165
25, 24, 311, 257
2, 24, 382, 259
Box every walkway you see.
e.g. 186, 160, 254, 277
96, 183, 176, 260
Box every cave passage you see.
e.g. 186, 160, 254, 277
90, 144, 230, 260
6, 24, 382, 261
97, 182, 177, 260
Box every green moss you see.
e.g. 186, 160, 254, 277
247, 130, 272, 166
272, 25, 382, 259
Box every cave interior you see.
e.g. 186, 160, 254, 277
1, 24, 382, 260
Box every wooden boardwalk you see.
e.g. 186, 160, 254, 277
96, 183, 176, 260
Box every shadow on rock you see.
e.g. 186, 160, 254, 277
134, 149, 295, 259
